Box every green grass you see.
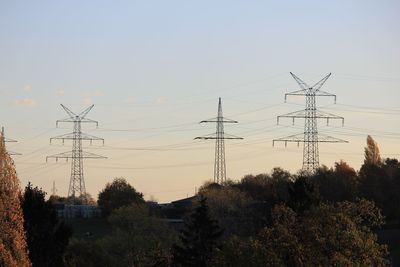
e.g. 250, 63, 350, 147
65, 217, 112, 240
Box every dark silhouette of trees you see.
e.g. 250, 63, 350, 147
313, 161, 359, 202
172, 196, 223, 267
214, 200, 388, 267
97, 177, 144, 217
21, 183, 71, 267
288, 175, 320, 214
65, 203, 176, 267
0, 134, 31, 267
200, 185, 255, 237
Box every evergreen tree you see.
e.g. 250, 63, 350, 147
172, 196, 223, 267
0, 132, 31, 267
21, 183, 71, 267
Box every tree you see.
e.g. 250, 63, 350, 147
365, 135, 382, 165
0, 134, 31, 267
255, 200, 388, 266
65, 203, 176, 267
103, 204, 176, 267
21, 183, 71, 267
211, 236, 283, 267
288, 175, 320, 214
172, 196, 223, 267
97, 177, 144, 217
200, 185, 255, 237
64, 239, 111, 267
312, 161, 359, 202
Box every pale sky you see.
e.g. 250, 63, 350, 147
1, 1, 399, 202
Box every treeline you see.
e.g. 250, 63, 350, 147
63, 135, 398, 266
1, 135, 399, 266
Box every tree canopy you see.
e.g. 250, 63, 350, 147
172, 196, 223, 267
97, 177, 145, 217
21, 183, 71, 267
0, 133, 31, 267
365, 135, 382, 165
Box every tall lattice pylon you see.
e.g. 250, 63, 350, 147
47, 104, 106, 203
1, 127, 21, 156
273, 73, 347, 173
195, 98, 243, 184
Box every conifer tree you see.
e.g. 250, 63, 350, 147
0, 132, 31, 267
172, 196, 223, 267
22, 183, 71, 267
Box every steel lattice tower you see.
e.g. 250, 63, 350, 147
47, 105, 106, 202
1, 127, 20, 156
195, 98, 243, 184
273, 73, 347, 173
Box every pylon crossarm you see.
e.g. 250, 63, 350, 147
195, 133, 243, 140
81, 117, 98, 124
8, 151, 22, 156
60, 104, 77, 118
56, 118, 76, 127
200, 117, 238, 123
78, 104, 94, 119
223, 133, 243, 139
310, 73, 331, 91
46, 151, 73, 161
317, 134, 348, 143
81, 151, 107, 159
56, 117, 98, 126
290, 72, 310, 90
195, 132, 218, 139
314, 90, 337, 103
47, 151, 107, 161
273, 133, 304, 142
284, 90, 308, 102
277, 109, 344, 125
50, 133, 104, 144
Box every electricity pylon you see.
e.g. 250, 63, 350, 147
1, 127, 21, 156
47, 104, 106, 203
195, 98, 243, 184
273, 73, 347, 173
51, 180, 57, 196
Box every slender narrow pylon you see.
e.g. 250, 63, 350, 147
195, 98, 243, 184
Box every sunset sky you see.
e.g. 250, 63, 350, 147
1, 1, 399, 202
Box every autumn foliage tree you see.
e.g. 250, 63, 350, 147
0, 133, 31, 267
364, 135, 382, 165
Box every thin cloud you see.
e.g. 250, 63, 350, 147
56, 89, 65, 96
23, 84, 32, 92
83, 97, 93, 105
93, 91, 104, 97
14, 98, 37, 107
125, 96, 135, 103
156, 96, 167, 104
